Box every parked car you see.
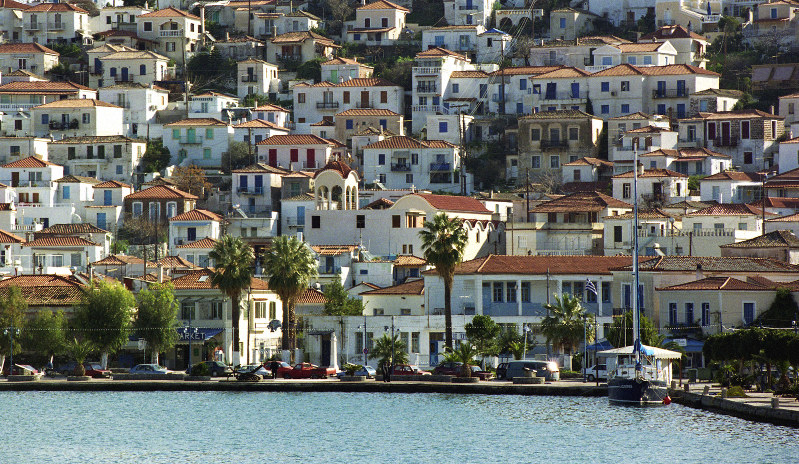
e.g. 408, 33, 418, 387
83, 363, 112, 378
496, 363, 509, 380
236, 364, 270, 378
392, 364, 430, 376
271, 361, 293, 377
129, 364, 169, 375
432, 361, 463, 376
336, 365, 377, 379
468, 365, 494, 380
189, 361, 233, 377
285, 363, 337, 379
3, 364, 39, 376
583, 364, 607, 382
504, 360, 560, 381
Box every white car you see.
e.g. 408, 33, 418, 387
583, 364, 607, 382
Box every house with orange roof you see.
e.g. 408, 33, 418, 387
654, 0, 722, 36
361, 135, 469, 193
640, 25, 710, 69
0, 80, 97, 112
334, 108, 404, 146
255, 134, 341, 170
637, 147, 731, 176
162, 118, 234, 168
527, 36, 630, 68
97, 82, 170, 137
98, 50, 170, 87
766, 212, 799, 237
698, 171, 764, 203
167, 208, 222, 251
136, 7, 202, 66
20, 235, 103, 274
607, 112, 670, 151
744, 0, 798, 50
0, 274, 87, 316
345, 0, 409, 46
123, 184, 197, 223
561, 157, 614, 188
612, 167, 689, 206
231, 162, 285, 217
246, 9, 320, 40
527, 66, 593, 114
550, 8, 601, 42
0, 43, 59, 75
292, 77, 403, 133
88, 6, 151, 36
443, 0, 493, 26
677, 109, 785, 171
175, 237, 219, 267
21, 2, 90, 45
266, 30, 338, 69
778, 91, 799, 127
591, 41, 679, 69
232, 119, 289, 149
0, 0, 31, 44
250, 103, 291, 128
48, 135, 147, 182
237, 58, 279, 99
30, 99, 124, 138
321, 56, 374, 83
0, 228, 25, 273
189, 91, 240, 119
86, 180, 133, 231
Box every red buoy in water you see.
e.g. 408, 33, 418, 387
663, 396, 672, 405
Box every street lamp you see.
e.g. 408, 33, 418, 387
522, 324, 531, 360
384, 315, 395, 371
185, 313, 197, 373
4, 326, 19, 375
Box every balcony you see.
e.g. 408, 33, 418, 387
702, 14, 721, 23
713, 137, 738, 147
286, 217, 305, 227
416, 84, 437, 93
412, 105, 449, 114
652, 89, 689, 99
318, 265, 342, 275
241, 75, 258, 82
355, 100, 373, 109
49, 121, 79, 131
278, 54, 301, 62
429, 162, 451, 172
160, 29, 183, 37
48, 22, 65, 30
459, 5, 479, 9
25, 23, 40, 30
316, 101, 339, 109
540, 139, 568, 150
179, 136, 204, 145
542, 91, 588, 101
0, 103, 36, 111
237, 186, 265, 195
391, 163, 411, 172
666, 228, 735, 237
413, 67, 441, 75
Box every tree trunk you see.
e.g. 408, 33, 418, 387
0, 355, 5, 375
232, 296, 240, 354
444, 279, 453, 350
151, 351, 159, 365
101, 352, 108, 369
288, 301, 297, 351
281, 297, 290, 351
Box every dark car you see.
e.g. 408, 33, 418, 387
469, 365, 494, 380
432, 361, 463, 376
496, 363, 509, 380
189, 361, 233, 377
57, 362, 110, 377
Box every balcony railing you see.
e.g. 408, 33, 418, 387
413, 67, 441, 75
459, 5, 479, 10
49, 121, 79, 130
318, 265, 342, 275
412, 105, 449, 114
237, 186, 265, 195
278, 54, 301, 62
713, 137, 738, 147
664, 227, 735, 237
0, 103, 36, 110
241, 75, 258, 82
179, 136, 204, 145
542, 91, 588, 100
416, 85, 437, 93
540, 139, 568, 149
355, 100, 373, 109
286, 217, 305, 227
316, 101, 339, 109
702, 14, 721, 23
429, 162, 451, 171
26, 23, 40, 30
48, 22, 65, 30
652, 89, 689, 99
391, 163, 411, 172
160, 29, 183, 37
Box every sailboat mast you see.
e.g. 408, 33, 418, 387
632, 140, 641, 369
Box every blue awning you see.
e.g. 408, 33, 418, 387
586, 340, 614, 351
177, 327, 223, 342
664, 338, 705, 353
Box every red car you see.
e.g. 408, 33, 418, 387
285, 363, 337, 379
391, 364, 431, 376
83, 363, 112, 378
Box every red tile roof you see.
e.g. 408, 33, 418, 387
394, 255, 427, 266
139, 7, 200, 20
233, 119, 288, 130
0, 274, 85, 306
155, 255, 198, 269
27, 2, 86, 12
94, 180, 132, 189
252, 103, 290, 113
563, 157, 613, 167
360, 278, 424, 295
22, 236, 100, 247
257, 134, 333, 146
530, 191, 632, 213
612, 168, 687, 178
168, 209, 223, 222
177, 237, 219, 248
358, 0, 409, 11
618, 256, 799, 272
691, 109, 783, 120
0, 0, 31, 9
443, 255, 637, 276
311, 244, 357, 256
1, 156, 56, 168
315, 160, 355, 179
37, 223, 108, 235
336, 108, 401, 116
0, 229, 24, 243
656, 277, 772, 291
296, 287, 326, 304
0, 81, 93, 94
702, 171, 764, 182
686, 203, 772, 216
363, 136, 456, 150
416, 46, 467, 61
415, 193, 491, 214
34, 99, 120, 109
640, 25, 708, 42
92, 254, 149, 266
0, 43, 57, 55
125, 185, 198, 200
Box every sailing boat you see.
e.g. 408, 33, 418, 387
602, 141, 682, 405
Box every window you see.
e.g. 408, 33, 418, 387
601, 105, 609, 114
701, 302, 710, 327
392, 215, 401, 228
87, 146, 94, 159
210, 301, 223, 320
531, 155, 540, 169
143, 22, 152, 31
452, 83, 459, 93
379, 119, 387, 129
256, 302, 267, 319
268, 301, 277, 320
114, 145, 122, 158
530, 128, 541, 141
559, 17, 566, 28
771, 7, 777, 19
165, 42, 175, 52
116, 165, 123, 175
411, 332, 420, 353
602, 56, 612, 66
411, 153, 418, 165
506, 281, 517, 302
97, 145, 105, 159
41, 114, 49, 125
550, 155, 560, 168
743, 302, 755, 325
741, 120, 750, 139
519, 79, 527, 91
297, 93, 305, 103
568, 127, 579, 141
790, 103, 795, 115
573, 169, 581, 181
62, 186, 70, 200
621, 104, 630, 114
669, 303, 677, 326
406, 173, 413, 183
132, 202, 142, 216
685, 303, 694, 325
205, 128, 214, 140
620, 81, 630, 92
492, 282, 504, 302
378, 154, 385, 165
68, 147, 75, 160
601, 82, 610, 92
356, 215, 365, 228
346, 119, 353, 130
439, 121, 447, 133
643, 55, 652, 65
622, 183, 631, 198
203, 148, 211, 159
744, 152, 753, 164
380, 91, 387, 103
311, 216, 320, 228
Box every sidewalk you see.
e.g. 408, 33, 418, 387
672, 383, 799, 427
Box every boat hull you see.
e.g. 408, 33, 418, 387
607, 377, 670, 405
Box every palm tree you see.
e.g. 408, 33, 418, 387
65, 337, 94, 377
262, 236, 317, 352
542, 293, 594, 356
443, 343, 479, 377
369, 334, 409, 370
209, 235, 254, 362
420, 212, 468, 350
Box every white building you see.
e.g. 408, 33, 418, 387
699, 171, 763, 203
168, 208, 223, 252
136, 7, 202, 67
612, 167, 689, 205
162, 118, 233, 168
442, 0, 493, 26
47, 136, 146, 182
346, 0, 409, 46
98, 50, 170, 87
0, 43, 59, 75
255, 134, 338, 170
237, 58, 280, 98
98, 82, 170, 137
232, 119, 289, 149
22, 2, 90, 45
30, 99, 124, 138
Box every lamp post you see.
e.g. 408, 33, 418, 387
583, 315, 587, 383
384, 315, 395, 371
185, 311, 197, 373
5, 326, 19, 375
523, 324, 531, 360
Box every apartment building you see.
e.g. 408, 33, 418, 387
137, 7, 202, 67
30, 99, 124, 138
237, 58, 280, 98
0, 43, 59, 75
346, 0, 409, 46
22, 2, 89, 45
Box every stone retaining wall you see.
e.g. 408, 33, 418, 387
671, 388, 799, 428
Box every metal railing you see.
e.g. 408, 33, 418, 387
540, 139, 568, 149
391, 163, 411, 172
429, 162, 451, 171
49, 121, 79, 130
413, 67, 441, 75
179, 136, 204, 145
160, 29, 183, 37
241, 75, 258, 82
412, 105, 449, 114
318, 265, 342, 275
237, 186, 265, 195
652, 89, 689, 98
416, 85, 437, 93
316, 101, 339, 109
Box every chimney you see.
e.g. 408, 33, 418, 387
696, 263, 703, 281
771, 105, 776, 115
272, 25, 277, 37
158, 264, 164, 283
225, 31, 230, 41
638, 162, 645, 176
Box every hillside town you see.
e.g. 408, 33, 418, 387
1, 0, 799, 378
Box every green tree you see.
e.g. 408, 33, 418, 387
64, 337, 94, 376
296, 58, 324, 81
221, 141, 253, 173
209, 235, 255, 362
420, 212, 468, 350
606, 310, 662, 348
756, 288, 799, 327
443, 343, 480, 377
262, 236, 317, 352
73, 280, 136, 368
141, 139, 171, 172
323, 276, 364, 316
542, 293, 594, 355
20, 310, 66, 368
465, 315, 500, 364
369, 333, 409, 370
135, 282, 179, 365
496, 325, 536, 359
0, 286, 27, 373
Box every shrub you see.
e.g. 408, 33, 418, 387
191, 362, 210, 376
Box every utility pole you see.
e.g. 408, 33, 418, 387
525, 168, 530, 223
247, 0, 252, 37
546, 267, 551, 359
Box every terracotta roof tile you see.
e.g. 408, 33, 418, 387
640, 25, 708, 41
768, 212, 799, 222
530, 191, 632, 213
257, 134, 333, 146
0, 81, 93, 94
450, 70, 489, 78
0, 0, 31, 9
37, 223, 108, 235
125, 185, 198, 200
50, 135, 143, 144
358, 0, 409, 11
721, 230, 799, 248
363, 197, 394, 209
686, 203, 773, 216
612, 168, 687, 178
617, 42, 668, 53
605, 208, 673, 220
363, 136, 456, 150
271, 31, 337, 45
2, 156, 56, 168
155, 255, 198, 269
315, 160, 355, 179
0, 229, 24, 243
690, 109, 783, 120
231, 163, 288, 174
169, 209, 223, 222
233, 119, 288, 130
33, 99, 120, 109
416, 46, 467, 61
443, 255, 637, 276
609, 112, 653, 120
361, 278, 423, 295
0, 274, 85, 306
0, 43, 57, 55
415, 193, 491, 214
702, 171, 764, 182
563, 157, 613, 167
619, 256, 799, 272
27, 2, 86, 12
54, 175, 101, 184
252, 103, 290, 112
94, 180, 132, 189
393, 255, 426, 266
139, 7, 200, 20
296, 287, 326, 304
22, 236, 100, 247
657, 276, 772, 291
751, 197, 799, 209
177, 237, 219, 248
491, 66, 563, 76
336, 108, 401, 116
322, 57, 371, 66
92, 254, 149, 266
530, 67, 591, 79
520, 109, 596, 120
311, 244, 357, 256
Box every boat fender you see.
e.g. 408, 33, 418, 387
663, 396, 671, 405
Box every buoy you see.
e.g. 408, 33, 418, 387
663, 396, 672, 405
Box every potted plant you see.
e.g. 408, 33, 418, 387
445, 343, 480, 383
65, 337, 93, 380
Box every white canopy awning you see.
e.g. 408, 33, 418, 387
597, 344, 682, 359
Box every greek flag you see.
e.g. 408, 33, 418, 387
585, 279, 597, 296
